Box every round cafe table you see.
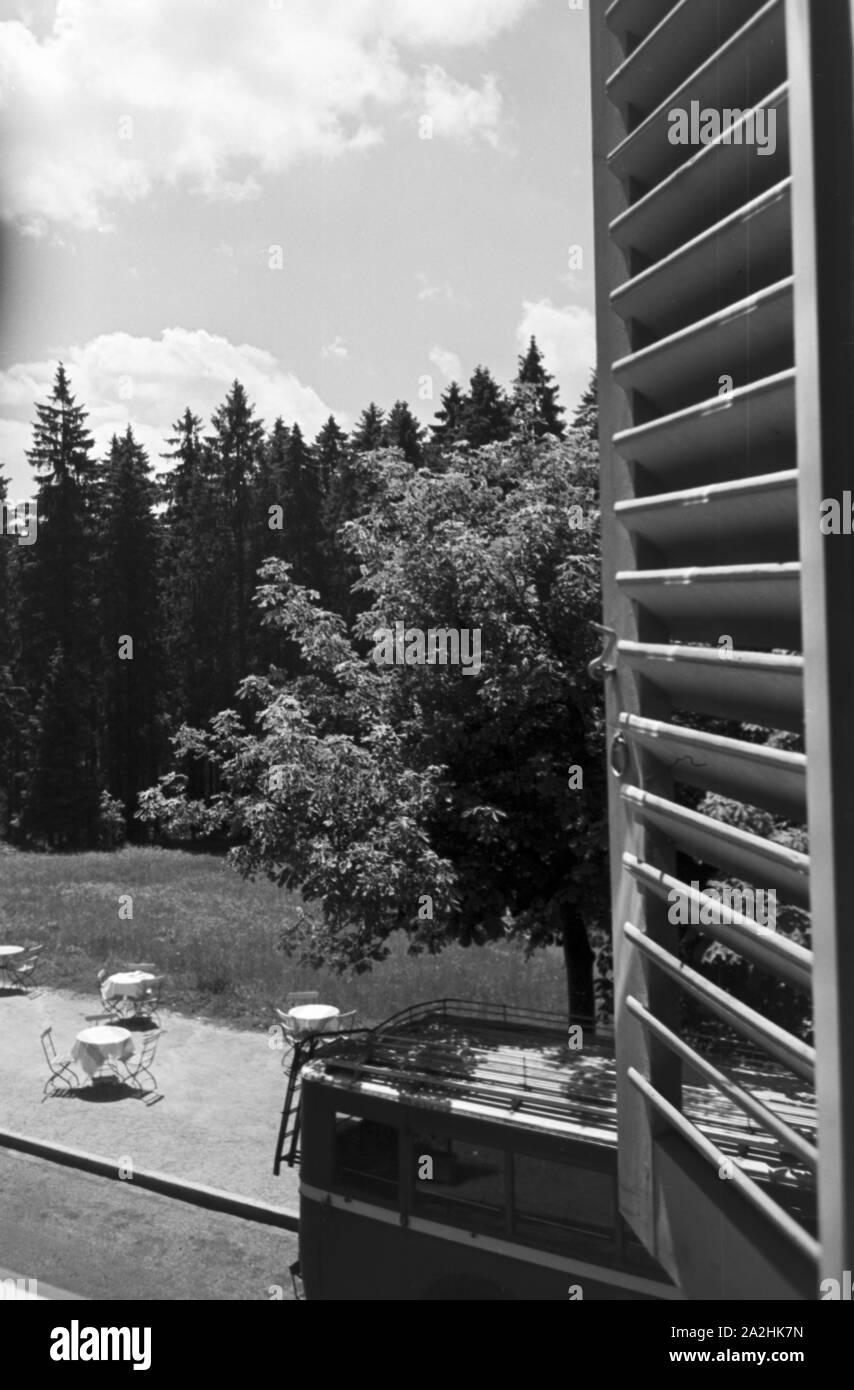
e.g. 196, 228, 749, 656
0, 945, 24, 985
72, 1025, 135, 1080
287, 1004, 340, 1037
102, 970, 155, 1002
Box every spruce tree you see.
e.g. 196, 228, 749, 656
17, 366, 102, 846
207, 381, 265, 673
314, 415, 347, 495
279, 423, 324, 590
351, 402, 386, 452
250, 418, 290, 572
429, 380, 466, 455
249, 418, 292, 671
571, 372, 598, 445
319, 421, 368, 623
98, 429, 162, 833
461, 366, 512, 447
512, 336, 566, 439
18, 364, 98, 691
159, 409, 234, 731
384, 400, 424, 465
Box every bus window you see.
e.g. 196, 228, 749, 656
333, 1113, 399, 1203
412, 1134, 506, 1233
512, 1154, 615, 1249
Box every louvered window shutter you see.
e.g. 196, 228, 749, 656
591, 0, 854, 1298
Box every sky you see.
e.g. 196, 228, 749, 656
0, 0, 595, 499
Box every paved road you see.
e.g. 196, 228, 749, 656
0, 1149, 298, 1300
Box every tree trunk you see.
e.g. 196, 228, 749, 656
560, 901, 595, 1025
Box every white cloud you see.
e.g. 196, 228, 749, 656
0, 417, 35, 500
0, 0, 533, 232
321, 335, 349, 360
516, 300, 595, 413
0, 327, 333, 494
419, 65, 505, 147
429, 345, 462, 381
417, 273, 456, 303
362, 0, 537, 48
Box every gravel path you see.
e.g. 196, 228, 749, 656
0, 985, 300, 1213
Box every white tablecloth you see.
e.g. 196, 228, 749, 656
72, 1026, 135, 1077
287, 1004, 340, 1036
0, 946, 24, 981
103, 971, 155, 1000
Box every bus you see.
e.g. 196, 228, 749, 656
291, 1000, 815, 1300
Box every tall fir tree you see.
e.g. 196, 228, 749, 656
384, 399, 424, 465
511, 336, 566, 439
460, 366, 512, 447
159, 409, 234, 733
314, 415, 347, 495
17, 365, 102, 847
279, 423, 324, 590
18, 364, 98, 690
97, 429, 162, 833
351, 402, 386, 452
571, 371, 598, 446
207, 381, 265, 674
429, 380, 466, 456
319, 420, 370, 623
251, 417, 290, 572
249, 418, 292, 671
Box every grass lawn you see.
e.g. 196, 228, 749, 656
0, 844, 568, 1030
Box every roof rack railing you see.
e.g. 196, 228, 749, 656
370, 998, 574, 1036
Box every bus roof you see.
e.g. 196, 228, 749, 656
301, 1000, 816, 1185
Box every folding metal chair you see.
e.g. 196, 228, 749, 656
331, 1009, 358, 1033
284, 991, 319, 1010
135, 976, 163, 1024
97, 968, 125, 1020
11, 943, 44, 990
275, 1006, 297, 1036
118, 1030, 160, 1094
40, 1027, 80, 1096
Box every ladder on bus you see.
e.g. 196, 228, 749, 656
273, 1035, 321, 1175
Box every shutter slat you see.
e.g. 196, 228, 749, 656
624, 925, 815, 1078
607, 0, 771, 115
619, 642, 803, 730
615, 471, 798, 564
616, 561, 801, 645
619, 713, 806, 817
613, 371, 795, 484
624, 855, 813, 991
609, 1, 786, 185
613, 280, 793, 411
611, 87, 789, 259
621, 786, 810, 905
612, 181, 792, 338
605, 0, 676, 45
